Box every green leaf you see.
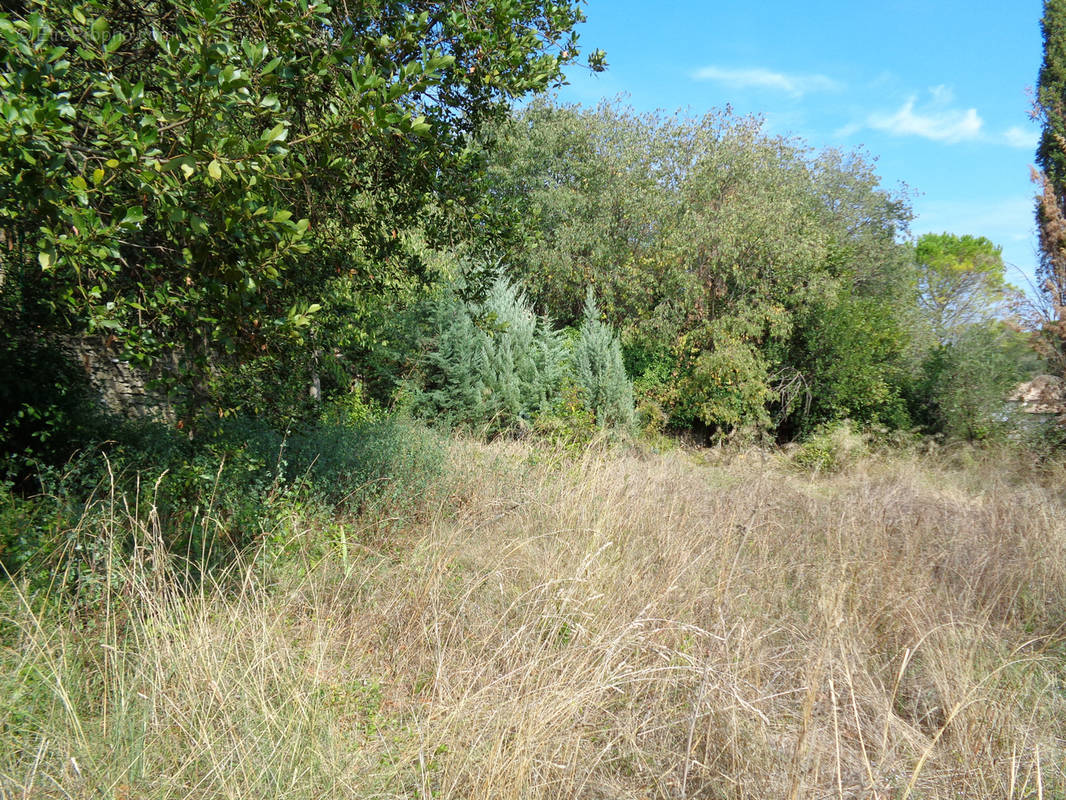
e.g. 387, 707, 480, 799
260, 122, 288, 143
121, 206, 145, 225
38, 251, 53, 269
208, 159, 222, 180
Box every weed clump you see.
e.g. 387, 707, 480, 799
791, 420, 869, 473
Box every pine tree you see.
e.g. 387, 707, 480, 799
1034, 0, 1066, 374
574, 288, 635, 429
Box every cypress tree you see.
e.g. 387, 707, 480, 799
574, 288, 635, 429
1038, 0, 1066, 187
413, 277, 566, 434
1035, 0, 1066, 373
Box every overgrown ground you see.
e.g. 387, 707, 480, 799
2, 433, 1065, 799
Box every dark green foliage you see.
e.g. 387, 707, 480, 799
0, 335, 110, 486
0, 0, 594, 418
1, 411, 445, 590
785, 293, 911, 436
482, 100, 675, 327
1034, 0, 1066, 376
126, 413, 443, 546
484, 100, 915, 438
0, 219, 113, 482
0, 480, 79, 582
1038, 0, 1066, 190
908, 322, 1039, 441
623, 338, 676, 437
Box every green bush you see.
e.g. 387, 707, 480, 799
785, 292, 911, 436
132, 414, 445, 556
484, 100, 916, 439
1, 412, 446, 592
0, 0, 591, 422
0, 483, 76, 582
531, 381, 599, 449
792, 421, 869, 474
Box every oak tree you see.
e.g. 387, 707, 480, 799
0, 0, 599, 414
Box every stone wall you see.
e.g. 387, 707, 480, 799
63, 337, 175, 423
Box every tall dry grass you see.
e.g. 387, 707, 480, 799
2, 437, 1064, 799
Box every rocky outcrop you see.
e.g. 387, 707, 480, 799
1009, 374, 1066, 416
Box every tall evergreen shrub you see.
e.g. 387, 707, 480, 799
413, 277, 566, 434
574, 289, 635, 428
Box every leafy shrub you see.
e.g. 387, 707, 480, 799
908, 322, 1038, 442
286, 415, 445, 512
323, 383, 382, 427
786, 293, 911, 435
133, 414, 445, 556
625, 341, 677, 436
636, 397, 669, 439
531, 381, 599, 449
1, 412, 446, 591
686, 339, 775, 435
486, 100, 915, 439
0, 484, 76, 582
0, 0, 590, 424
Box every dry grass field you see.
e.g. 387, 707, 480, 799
2, 435, 1065, 799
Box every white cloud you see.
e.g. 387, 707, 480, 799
692, 66, 840, 98
832, 121, 863, 138
867, 97, 983, 143
839, 86, 1038, 149
928, 84, 955, 105
1003, 125, 1039, 149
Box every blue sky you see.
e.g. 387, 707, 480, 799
559, 0, 1044, 290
